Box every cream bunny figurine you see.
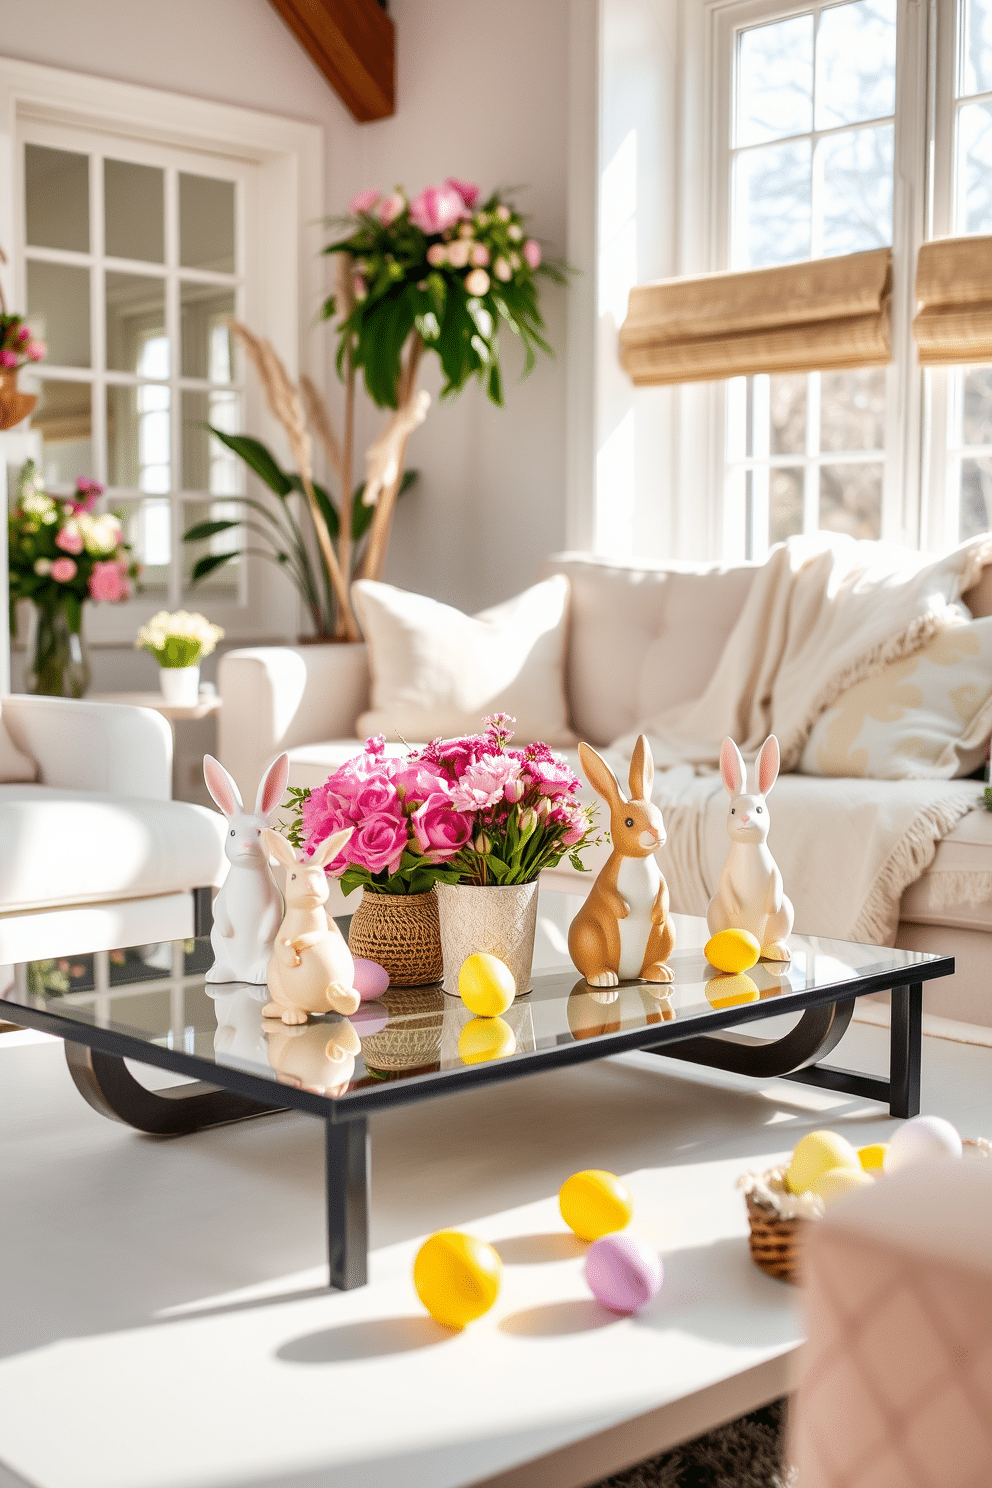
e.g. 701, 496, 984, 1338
706, 735, 794, 962
264, 1017, 361, 1096
261, 827, 361, 1024
568, 735, 675, 986
204, 753, 290, 985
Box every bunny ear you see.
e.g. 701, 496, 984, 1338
261, 827, 298, 867
757, 734, 780, 796
720, 738, 746, 797
255, 752, 290, 819
578, 741, 626, 808
203, 755, 243, 818
311, 827, 353, 868
628, 735, 654, 802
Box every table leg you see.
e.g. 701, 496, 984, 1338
326, 1116, 370, 1290
889, 982, 922, 1118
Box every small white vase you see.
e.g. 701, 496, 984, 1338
159, 665, 200, 707
436, 880, 540, 997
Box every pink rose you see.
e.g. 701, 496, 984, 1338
426, 243, 447, 267
445, 177, 480, 209
0, 349, 17, 368
412, 793, 473, 861
390, 761, 448, 803
350, 188, 381, 214
464, 268, 490, 297
493, 257, 513, 283
27, 341, 45, 361
71, 478, 102, 514
446, 239, 471, 269
55, 527, 83, 555
88, 559, 124, 601
355, 777, 403, 820
348, 812, 409, 875
51, 557, 77, 583
379, 191, 405, 225
470, 243, 490, 267
409, 184, 465, 235
422, 735, 484, 781
523, 239, 542, 270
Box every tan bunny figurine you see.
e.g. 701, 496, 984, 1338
568, 735, 675, 986
706, 735, 794, 962
261, 827, 361, 1024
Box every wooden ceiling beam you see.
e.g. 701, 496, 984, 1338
268, 0, 395, 122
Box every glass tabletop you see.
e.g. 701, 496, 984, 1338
0, 891, 948, 1109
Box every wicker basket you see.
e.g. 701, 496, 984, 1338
360, 986, 446, 1073
348, 887, 443, 987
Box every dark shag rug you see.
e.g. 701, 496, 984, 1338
590, 1398, 795, 1488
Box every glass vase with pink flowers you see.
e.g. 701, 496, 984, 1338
285, 714, 599, 992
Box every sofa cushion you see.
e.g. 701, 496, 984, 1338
542, 554, 759, 746
352, 575, 574, 746
898, 806, 992, 932
0, 786, 228, 912
0, 707, 36, 784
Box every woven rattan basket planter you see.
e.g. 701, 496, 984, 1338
348, 887, 443, 987
360, 987, 445, 1073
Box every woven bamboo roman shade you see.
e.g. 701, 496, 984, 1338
913, 236, 992, 366
619, 247, 893, 387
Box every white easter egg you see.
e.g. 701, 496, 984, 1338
883, 1114, 962, 1174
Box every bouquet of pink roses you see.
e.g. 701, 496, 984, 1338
286, 714, 600, 897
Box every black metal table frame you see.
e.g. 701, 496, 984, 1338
0, 951, 947, 1292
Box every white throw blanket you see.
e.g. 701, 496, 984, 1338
604, 534, 992, 944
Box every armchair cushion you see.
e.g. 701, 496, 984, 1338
0, 706, 36, 783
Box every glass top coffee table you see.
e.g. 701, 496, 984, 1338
0, 890, 952, 1290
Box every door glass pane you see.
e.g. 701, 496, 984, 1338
181, 391, 239, 493
26, 261, 90, 367
737, 15, 813, 147
770, 375, 807, 455
960, 457, 992, 540
958, 102, 992, 235
106, 273, 167, 374
734, 140, 812, 267
107, 384, 171, 492
962, 366, 992, 446
817, 124, 894, 255
25, 145, 89, 253
117, 498, 171, 598
964, 0, 992, 97
820, 368, 887, 450
180, 285, 236, 380
770, 467, 804, 545
105, 160, 164, 263
182, 499, 241, 601
819, 462, 882, 537
179, 174, 235, 272
27, 380, 93, 487
815, 0, 897, 131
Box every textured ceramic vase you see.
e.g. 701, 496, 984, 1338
159, 665, 200, 707
348, 887, 443, 986
436, 880, 540, 997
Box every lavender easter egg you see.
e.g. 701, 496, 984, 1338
353, 957, 390, 1002
584, 1234, 663, 1314
350, 1001, 388, 1038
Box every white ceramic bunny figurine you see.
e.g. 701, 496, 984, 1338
203, 752, 290, 985
706, 735, 794, 963
261, 827, 361, 1025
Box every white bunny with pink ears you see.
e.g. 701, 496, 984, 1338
706, 734, 794, 963
203, 752, 290, 985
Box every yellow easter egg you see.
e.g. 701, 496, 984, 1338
559, 1169, 633, 1242
706, 972, 760, 1009
705, 929, 761, 975
413, 1231, 502, 1330
811, 1165, 876, 1205
458, 953, 516, 1016
458, 1016, 516, 1065
786, 1130, 861, 1195
858, 1143, 888, 1172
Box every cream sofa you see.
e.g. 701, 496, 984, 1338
0, 695, 227, 960
218, 552, 992, 1028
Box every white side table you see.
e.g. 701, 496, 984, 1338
87, 690, 222, 723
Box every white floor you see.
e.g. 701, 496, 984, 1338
0, 1020, 990, 1488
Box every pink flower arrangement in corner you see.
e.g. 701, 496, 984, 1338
288, 714, 600, 897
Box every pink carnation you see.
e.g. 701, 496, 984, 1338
16, 325, 31, 343
88, 560, 125, 602
51, 557, 77, 583
55, 527, 83, 555
409, 183, 465, 235
523, 238, 542, 270
71, 478, 102, 514
411, 792, 473, 862
379, 191, 405, 226
450, 754, 523, 811
445, 177, 480, 209
0, 349, 17, 368
26, 341, 45, 362
350, 188, 381, 214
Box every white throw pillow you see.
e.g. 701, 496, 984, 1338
800, 614, 992, 779
352, 575, 576, 746
0, 706, 37, 783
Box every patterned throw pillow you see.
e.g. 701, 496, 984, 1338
800, 615, 992, 779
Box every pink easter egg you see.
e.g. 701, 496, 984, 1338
353, 957, 390, 1001
351, 1001, 388, 1038
584, 1233, 663, 1314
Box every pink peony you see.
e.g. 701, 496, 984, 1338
51, 557, 77, 583
71, 478, 102, 514
350, 188, 381, 214
17, 325, 31, 342
445, 177, 480, 209
55, 526, 83, 555
26, 341, 45, 361
390, 760, 448, 803
88, 559, 124, 601
450, 754, 523, 812
523, 238, 542, 270
380, 191, 405, 225
348, 812, 409, 875
409, 183, 465, 235
412, 793, 473, 861
0, 348, 17, 368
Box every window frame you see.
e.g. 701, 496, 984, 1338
0, 55, 325, 648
